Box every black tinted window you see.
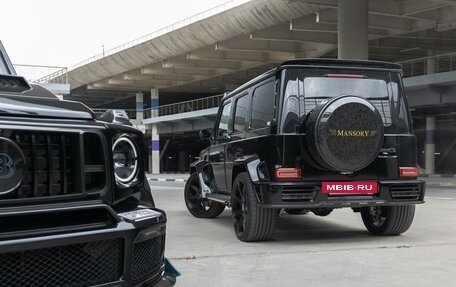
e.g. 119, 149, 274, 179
217, 102, 232, 137
233, 95, 249, 133
251, 81, 275, 130
304, 77, 392, 125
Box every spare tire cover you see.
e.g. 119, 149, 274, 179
306, 95, 384, 172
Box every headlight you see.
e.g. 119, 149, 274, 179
113, 136, 139, 184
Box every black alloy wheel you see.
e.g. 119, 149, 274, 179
231, 172, 278, 242
361, 205, 416, 235
184, 173, 225, 218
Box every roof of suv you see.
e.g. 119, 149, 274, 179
225, 58, 402, 99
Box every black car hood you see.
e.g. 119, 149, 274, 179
0, 85, 95, 120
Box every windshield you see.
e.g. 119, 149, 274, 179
0, 41, 15, 75
280, 68, 411, 134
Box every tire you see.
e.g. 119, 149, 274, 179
284, 208, 310, 215
184, 173, 225, 218
311, 208, 333, 217
231, 172, 278, 242
361, 205, 416, 235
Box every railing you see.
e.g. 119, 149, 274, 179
68, 0, 250, 71
13, 64, 68, 84
35, 67, 68, 84
399, 52, 456, 77
91, 94, 222, 121
144, 94, 223, 118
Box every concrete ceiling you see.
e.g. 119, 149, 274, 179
55, 0, 456, 107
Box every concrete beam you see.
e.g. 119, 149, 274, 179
123, 72, 206, 82
250, 23, 337, 44
162, 59, 243, 70
141, 67, 216, 76
186, 47, 292, 63
290, 15, 338, 33
215, 35, 305, 53
87, 83, 167, 91
107, 78, 187, 86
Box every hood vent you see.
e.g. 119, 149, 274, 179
0, 74, 31, 93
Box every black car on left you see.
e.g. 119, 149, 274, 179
0, 40, 179, 287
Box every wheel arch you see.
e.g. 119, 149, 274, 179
231, 155, 263, 186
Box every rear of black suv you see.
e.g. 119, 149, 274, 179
0, 41, 177, 286
266, 60, 424, 208
186, 59, 425, 242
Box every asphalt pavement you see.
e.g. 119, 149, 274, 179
148, 178, 456, 287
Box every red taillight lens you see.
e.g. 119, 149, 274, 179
399, 167, 419, 179
275, 168, 301, 180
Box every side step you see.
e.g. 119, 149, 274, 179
206, 193, 230, 205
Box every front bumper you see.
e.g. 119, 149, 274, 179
255, 180, 425, 209
0, 203, 177, 287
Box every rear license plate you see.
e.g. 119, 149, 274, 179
322, 181, 378, 195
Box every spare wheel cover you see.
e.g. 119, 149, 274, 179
306, 95, 384, 172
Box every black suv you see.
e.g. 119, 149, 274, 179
185, 59, 425, 242
0, 41, 178, 286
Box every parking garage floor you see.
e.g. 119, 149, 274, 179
148, 178, 456, 286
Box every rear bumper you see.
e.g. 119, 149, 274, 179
0, 204, 176, 287
255, 180, 425, 209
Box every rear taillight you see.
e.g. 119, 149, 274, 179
399, 167, 419, 179
275, 168, 301, 180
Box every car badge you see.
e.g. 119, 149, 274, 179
0, 137, 26, 194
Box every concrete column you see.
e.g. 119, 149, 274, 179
150, 88, 159, 118
149, 88, 160, 174
425, 117, 435, 174
136, 92, 144, 121
338, 0, 369, 60
426, 51, 436, 74
150, 124, 160, 174
178, 151, 188, 172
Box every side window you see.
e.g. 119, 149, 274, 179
217, 102, 232, 137
233, 94, 249, 133
250, 81, 275, 130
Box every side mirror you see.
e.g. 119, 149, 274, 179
99, 109, 133, 126
218, 130, 231, 142
199, 128, 213, 141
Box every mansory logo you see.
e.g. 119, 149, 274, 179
329, 129, 378, 137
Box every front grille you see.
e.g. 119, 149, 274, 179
1, 130, 106, 201
281, 186, 318, 202
130, 234, 165, 281
390, 184, 421, 200
0, 239, 123, 287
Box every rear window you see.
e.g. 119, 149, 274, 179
280, 68, 411, 134
304, 77, 392, 125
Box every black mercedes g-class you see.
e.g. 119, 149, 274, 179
0, 41, 178, 286
185, 59, 425, 242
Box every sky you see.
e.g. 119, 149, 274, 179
1, 0, 230, 69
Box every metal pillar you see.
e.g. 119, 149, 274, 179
178, 151, 188, 172
136, 92, 144, 121
425, 117, 435, 174
426, 51, 436, 74
338, 0, 369, 60
149, 88, 160, 174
